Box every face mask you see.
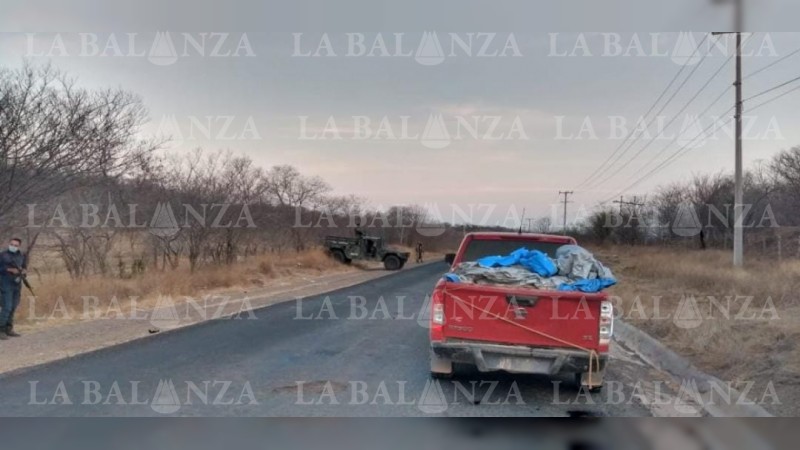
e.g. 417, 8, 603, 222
8, 246, 18, 253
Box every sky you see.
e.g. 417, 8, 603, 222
2, 0, 800, 228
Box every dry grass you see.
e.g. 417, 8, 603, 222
19, 248, 351, 329
595, 245, 800, 403
613, 247, 800, 303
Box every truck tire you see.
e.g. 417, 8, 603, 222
574, 372, 604, 393
331, 250, 349, 264
430, 350, 453, 379
383, 254, 402, 270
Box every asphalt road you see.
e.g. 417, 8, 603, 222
0, 262, 655, 416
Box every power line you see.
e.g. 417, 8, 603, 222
743, 46, 800, 80
601, 73, 800, 205
611, 196, 645, 213
587, 37, 745, 189
589, 33, 756, 189
586, 31, 799, 223
581, 36, 716, 190
743, 74, 800, 102
573, 33, 711, 190
600, 113, 734, 204
585, 39, 800, 198
619, 85, 732, 182
748, 82, 800, 112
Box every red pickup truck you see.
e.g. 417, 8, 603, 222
429, 232, 612, 391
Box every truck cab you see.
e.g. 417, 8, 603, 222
429, 232, 613, 391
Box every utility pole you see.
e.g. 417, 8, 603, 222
613, 196, 646, 219
733, 0, 744, 267
612, 195, 645, 245
713, 0, 744, 266
558, 191, 573, 231
613, 196, 644, 213
525, 218, 535, 232
613, 196, 623, 214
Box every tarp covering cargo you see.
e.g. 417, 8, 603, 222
476, 248, 558, 277
444, 244, 616, 293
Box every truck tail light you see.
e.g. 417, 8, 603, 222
430, 289, 445, 342
433, 304, 445, 325
599, 300, 613, 346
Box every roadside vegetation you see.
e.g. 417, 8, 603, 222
17, 248, 349, 329
574, 145, 800, 253
559, 144, 800, 414
5, 57, 800, 414
0, 62, 461, 333
599, 245, 800, 414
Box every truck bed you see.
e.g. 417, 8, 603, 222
436, 281, 607, 352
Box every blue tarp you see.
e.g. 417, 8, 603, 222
476, 247, 558, 277
445, 245, 616, 293
443, 273, 460, 283
557, 278, 617, 293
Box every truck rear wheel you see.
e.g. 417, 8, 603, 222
430, 350, 453, 379
383, 255, 402, 270
331, 250, 350, 264
574, 371, 605, 393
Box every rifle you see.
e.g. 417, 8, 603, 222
12, 261, 33, 295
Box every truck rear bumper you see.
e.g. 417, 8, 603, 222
431, 340, 608, 375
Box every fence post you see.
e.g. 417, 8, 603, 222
777, 235, 782, 261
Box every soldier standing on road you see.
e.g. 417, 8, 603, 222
0, 238, 26, 339
416, 242, 423, 264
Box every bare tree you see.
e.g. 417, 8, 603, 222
263, 165, 331, 250
387, 205, 428, 246
651, 182, 687, 242
586, 209, 614, 244
0, 63, 160, 235
771, 146, 800, 196
158, 149, 233, 271
533, 217, 552, 233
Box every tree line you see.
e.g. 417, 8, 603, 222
577, 146, 800, 254
1, 63, 471, 279
6, 61, 797, 279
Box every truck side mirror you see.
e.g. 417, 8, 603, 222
444, 253, 456, 265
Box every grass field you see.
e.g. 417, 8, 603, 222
19, 248, 351, 329
596, 245, 800, 414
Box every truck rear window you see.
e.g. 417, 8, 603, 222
459, 238, 566, 262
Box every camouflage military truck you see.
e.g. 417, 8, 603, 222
324, 235, 410, 270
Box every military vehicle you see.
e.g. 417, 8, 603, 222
324, 235, 410, 270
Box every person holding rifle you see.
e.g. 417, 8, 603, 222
0, 237, 27, 339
